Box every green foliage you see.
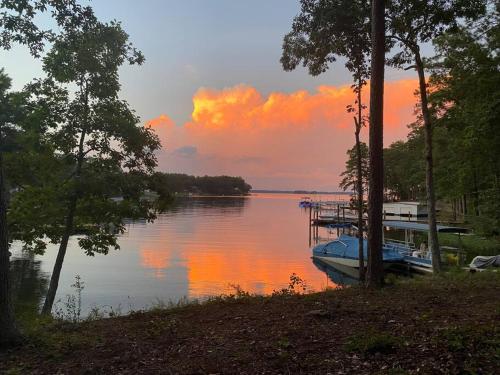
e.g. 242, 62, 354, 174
0, 0, 95, 56
386, 0, 487, 67
281, 0, 370, 80
429, 8, 500, 234
339, 142, 368, 193
438, 233, 500, 261
382, 6, 499, 235
6, 19, 163, 256
384, 135, 426, 201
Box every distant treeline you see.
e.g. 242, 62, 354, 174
150, 173, 252, 196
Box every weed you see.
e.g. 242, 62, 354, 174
272, 273, 308, 296
227, 283, 252, 298
149, 296, 200, 312
53, 275, 84, 323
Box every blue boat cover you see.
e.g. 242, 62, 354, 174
313, 234, 404, 262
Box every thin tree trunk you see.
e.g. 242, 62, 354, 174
41, 195, 77, 315
0, 140, 22, 346
415, 50, 441, 273
455, 198, 458, 216
354, 79, 365, 282
366, 0, 385, 288
42, 86, 88, 315
472, 167, 480, 216
41, 139, 85, 315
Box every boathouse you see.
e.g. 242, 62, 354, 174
382, 201, 428, 221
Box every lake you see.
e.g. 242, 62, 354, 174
11, 193, 354, 315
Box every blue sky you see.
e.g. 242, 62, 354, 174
2, 0, 414, 124
1, 0, 422, 189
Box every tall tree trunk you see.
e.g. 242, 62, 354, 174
354, 79, 365, 282
366, 0, 385, 288
0, 144, 22, 346
415, 50, 441, 273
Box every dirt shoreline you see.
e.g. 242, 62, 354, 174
1, 272, 499, 374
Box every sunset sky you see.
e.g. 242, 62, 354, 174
1, 0, 427, 190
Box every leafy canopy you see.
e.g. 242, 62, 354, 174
7, 20, 162, 255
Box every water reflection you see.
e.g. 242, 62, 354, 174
10, 253, 49, 315
11, 193, 351, 314
312, 258, 359, 286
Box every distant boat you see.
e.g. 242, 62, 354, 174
312, 234, 404, 268
299, 197, 314, 208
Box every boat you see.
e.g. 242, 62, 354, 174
468, 255, 500, 271
299, 197, 313, 208
312, 234, 404, 269
383, 220, 469, 273
326, 223, 352, 229
383, 240, 433, 273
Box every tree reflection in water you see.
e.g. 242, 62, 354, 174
10, 254, 49, 318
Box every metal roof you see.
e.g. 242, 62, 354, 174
382, 220, 468, 233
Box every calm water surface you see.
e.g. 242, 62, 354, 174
12, 193, 352, 314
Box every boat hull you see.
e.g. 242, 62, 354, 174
314, 255, 363, 268
314, 255, 394, 270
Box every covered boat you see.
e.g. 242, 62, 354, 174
312, 234, 404, 268
469, 255, 500, 270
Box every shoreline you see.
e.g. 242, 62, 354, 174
2, 271, 499, 374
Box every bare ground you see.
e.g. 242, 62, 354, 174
1, 272, 499, 374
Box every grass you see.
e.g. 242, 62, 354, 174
344, 330, 400, 354
410, 231, 500, 263
439, 232, 500, 261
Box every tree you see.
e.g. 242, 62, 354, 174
366, 0, 385, 288
281, 0, 371, 280
148, 173, 252, 196
0, 71, 25, 346
386, 0, 487, 273
384, 130, 425, 202
339, 142, 369, 194
0, 0, 93, 347
429, 4, 500, 233
5, 19, 161, 315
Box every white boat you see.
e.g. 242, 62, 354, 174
383, 220, 469, 272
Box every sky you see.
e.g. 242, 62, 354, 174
1, 0, 424, 191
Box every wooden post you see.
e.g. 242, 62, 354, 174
308, 206, 312, 246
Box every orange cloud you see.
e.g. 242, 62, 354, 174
149, 79, 419, 190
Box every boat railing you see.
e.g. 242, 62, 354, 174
385, 238, 416, 248
384, 239, 416, 256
